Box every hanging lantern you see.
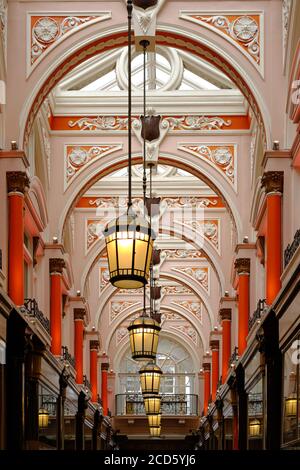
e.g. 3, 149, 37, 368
141, 115, 161, 141
133, 0, 158, 10
148, 413, 161, 427
139, 362, 162, 396
104, 211, 154, 289
248, 418, 262, 437
128, 316, 161, 360
149, 426, 161, 437
285, 395, 297, 417
38, 408, 49, 428
144, 395, 161, 415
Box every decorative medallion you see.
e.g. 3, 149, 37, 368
178, 144, 236, 187
65, 144, 122, 187
29, 13, 111, 70
179, 12, 262, 72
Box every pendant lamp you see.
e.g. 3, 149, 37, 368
144, 395, 161, 415
149, 426, 161, 437
38, 408, 49, 428
104, 0, 154, 289
139, 361, 162, 395
128, 316, 161, 360
148, 413, 161, 427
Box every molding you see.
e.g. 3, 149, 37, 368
0, 150, 29, 167
262, 150, 292, 169
26, 12, 112, 77
179, 10, 264, 77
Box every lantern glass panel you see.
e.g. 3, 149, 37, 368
148, 414, 161, 427
144, 396, 161, 415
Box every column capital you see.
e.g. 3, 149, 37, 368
261, 171, 284, 194
210, 340, 219, 351
49, 258, 65, 274
219, 308, 232, 321
74, 308, 86, 321
101, 362, 109, 371
234, 258, 250, 275
202, 362, 211, 372
90, 340, 100, 351
7, 171, 30, 194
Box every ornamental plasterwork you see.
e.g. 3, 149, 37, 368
41, 126, 51, 183
179, 11, 263, 74
161, 285, 192, 295
116, 328, 128, 345
161, 196, 220, 209
110, 301, 140, 323
162, 115, 232, 131
170, 324, 198, 345
161, 312, 182, 321
100, 267, 110, 289
172, 267, 209, 293
178, 144, 236, 189
282, 0, 292, 63
65, 144, 122, 188
67, 115, 232, 132
0, 1, 7, 58
184, 219, 220, 253
29, 13, 111, 73
162, 249, 203, 260
172, 300, 202, 323
86, 219, 107, 251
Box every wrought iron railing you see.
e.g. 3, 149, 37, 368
83, 374, 91, 390
115, 393, 198, 416
21, 298, 50, 334
61, 346, 76, 369
248, 299, 267, 331
284, 229, 300, 267
228, 347, 239, 369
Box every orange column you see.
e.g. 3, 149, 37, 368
203, 362, 211, 415
235, 259, 250, 356
49, 258, 65, 355
7, 172, 29, 306
262, 171, 283, 305
90, 340, 99, 402
220, 308, 232, 383
74, 308, 85, 384
101, 361, 109, 416
210, 340, 219, 401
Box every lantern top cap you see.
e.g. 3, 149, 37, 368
139, 362, 163, 374
39, 408, 49, 414
128, 315, 161, 331
103, 210, 155, 238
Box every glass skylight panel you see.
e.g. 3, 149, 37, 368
183, 68, 220, 90
81, 69, 117, 91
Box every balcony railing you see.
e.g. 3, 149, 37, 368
61, 346, 76, 369
284, 229, 300, 267
248, 299, 267, 332
228, 347, 239, 369
115, 393, 198, 416
21, 298, 50, 334
83, 374, 91, 390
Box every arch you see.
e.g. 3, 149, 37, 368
94, 268, 215, 331
60, 150, 242, 249
27, 176, 49, 230
103, 301, 209, 354
20, 24, 270, 150
113, 329, 201, 381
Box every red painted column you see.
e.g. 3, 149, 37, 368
210, 340, 219, 401
74, 308, 85, 384
49, 258, 65, 355
90, 340, 100, 402
7, 172, 29, 306
262, 171, 283, 305
101, 361, 109, 416
234, 259, 250, 356
203, 362, 211, 415
220, 308, 232, 383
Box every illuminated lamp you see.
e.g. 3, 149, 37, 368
248, 418, 262, 437
128, 316, 161, 360
38, 408, 49, 429
144, 395, 161, 415
139, 361, 162, 396
148, 413, 161, 427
